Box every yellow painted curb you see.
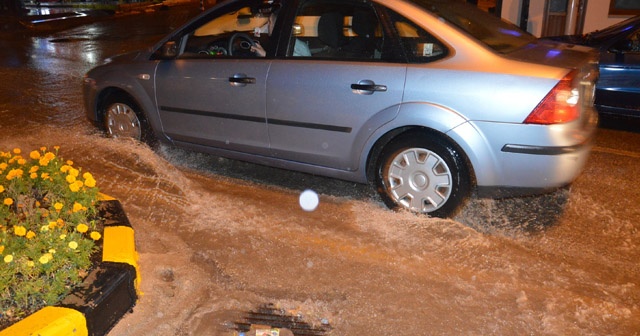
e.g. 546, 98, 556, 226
0, 306, 88, 336
97, 192, 116, 201
103, 226, 142, 291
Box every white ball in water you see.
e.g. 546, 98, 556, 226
299, 189, 319, 211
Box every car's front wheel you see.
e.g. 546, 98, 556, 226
102, 96, 155, 145
374, 132, 471, 218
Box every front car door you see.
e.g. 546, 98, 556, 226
265, 0, 407, 171
154, 0, 275, 154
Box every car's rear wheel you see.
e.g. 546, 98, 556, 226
103, 96, 155, 145
374, 132, 471, 218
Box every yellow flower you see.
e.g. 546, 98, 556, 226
6, 168, 23, 180
66, 174, 76, 184
48, 249, 56, 254
69, 184, 79, 192
4, 255, 13, 263
0, 245, 4, 254
90, 231, 101, 241
30, 150, 41, 160
39, 152, 56, 166
85, 178, 96, 188
76, 224, 89, 233
60, 165, 71, 173
48, 221, 57, 229
12, 148, 20, 154
30, 172, 38, 179
13, 226, 26, 236
54, 202, 63, 211
26, 260, 34, 267
40, 225, 50, 232
39, 253, 53, 264
0, 163, 7, 170
26, 230, 36, 239
72, 202, 83, 213
40, 172, 50, 179
69, 180, 83, 192
0, 185, 4, 193
29, 166, 39, 174
17, 158, 26, 165
68, 241, 78, 250
3, 198, 13, 206
83, 172, 97, 188
59, 234, 67, 240
69, 168, 79, 177
66, 160, 73, 166
84, 175, 96, 188
56, 218, 64, 228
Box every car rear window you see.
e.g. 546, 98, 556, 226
407, 0, 537, 53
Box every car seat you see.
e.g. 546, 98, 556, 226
314, 11, 345, 57
343, 9, 378, 58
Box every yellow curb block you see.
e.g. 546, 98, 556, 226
103, 226, 141, 292
0, 307, 88, 336
97, 192, 116, 201
0, 196, 139, 336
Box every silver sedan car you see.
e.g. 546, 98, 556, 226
83, 0, 599, 218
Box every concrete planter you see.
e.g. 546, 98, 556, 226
0, 195, 140, 336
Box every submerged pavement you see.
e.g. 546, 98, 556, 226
1, 0, 179, 33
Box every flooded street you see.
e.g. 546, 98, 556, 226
1, 5, 639, 335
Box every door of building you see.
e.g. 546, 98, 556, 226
542, 0, 588, 36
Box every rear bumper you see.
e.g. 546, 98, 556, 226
477, 136, 593, 198
466, 104, 597, 194
477, 141, 592, 198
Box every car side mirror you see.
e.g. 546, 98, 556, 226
292, 23, 303, 36
161, 41, 178, 58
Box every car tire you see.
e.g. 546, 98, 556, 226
103, 96, 155, 146
374, 131, 471, 218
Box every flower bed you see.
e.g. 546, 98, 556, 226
0, 148, 139, 335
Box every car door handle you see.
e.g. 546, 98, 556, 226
228, 74, 256, 86
351, 84, 387, 91
351, 81, 387, 95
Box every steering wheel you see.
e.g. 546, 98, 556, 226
228, 32, 256, 56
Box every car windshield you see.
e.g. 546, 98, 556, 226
407, 0, 536, 53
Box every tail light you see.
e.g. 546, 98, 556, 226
524, 70, 580, 125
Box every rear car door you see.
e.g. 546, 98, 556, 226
265, 0, 406, 170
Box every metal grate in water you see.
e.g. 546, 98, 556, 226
231, 303, 332, 336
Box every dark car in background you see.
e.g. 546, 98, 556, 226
547, 16, 640, 119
